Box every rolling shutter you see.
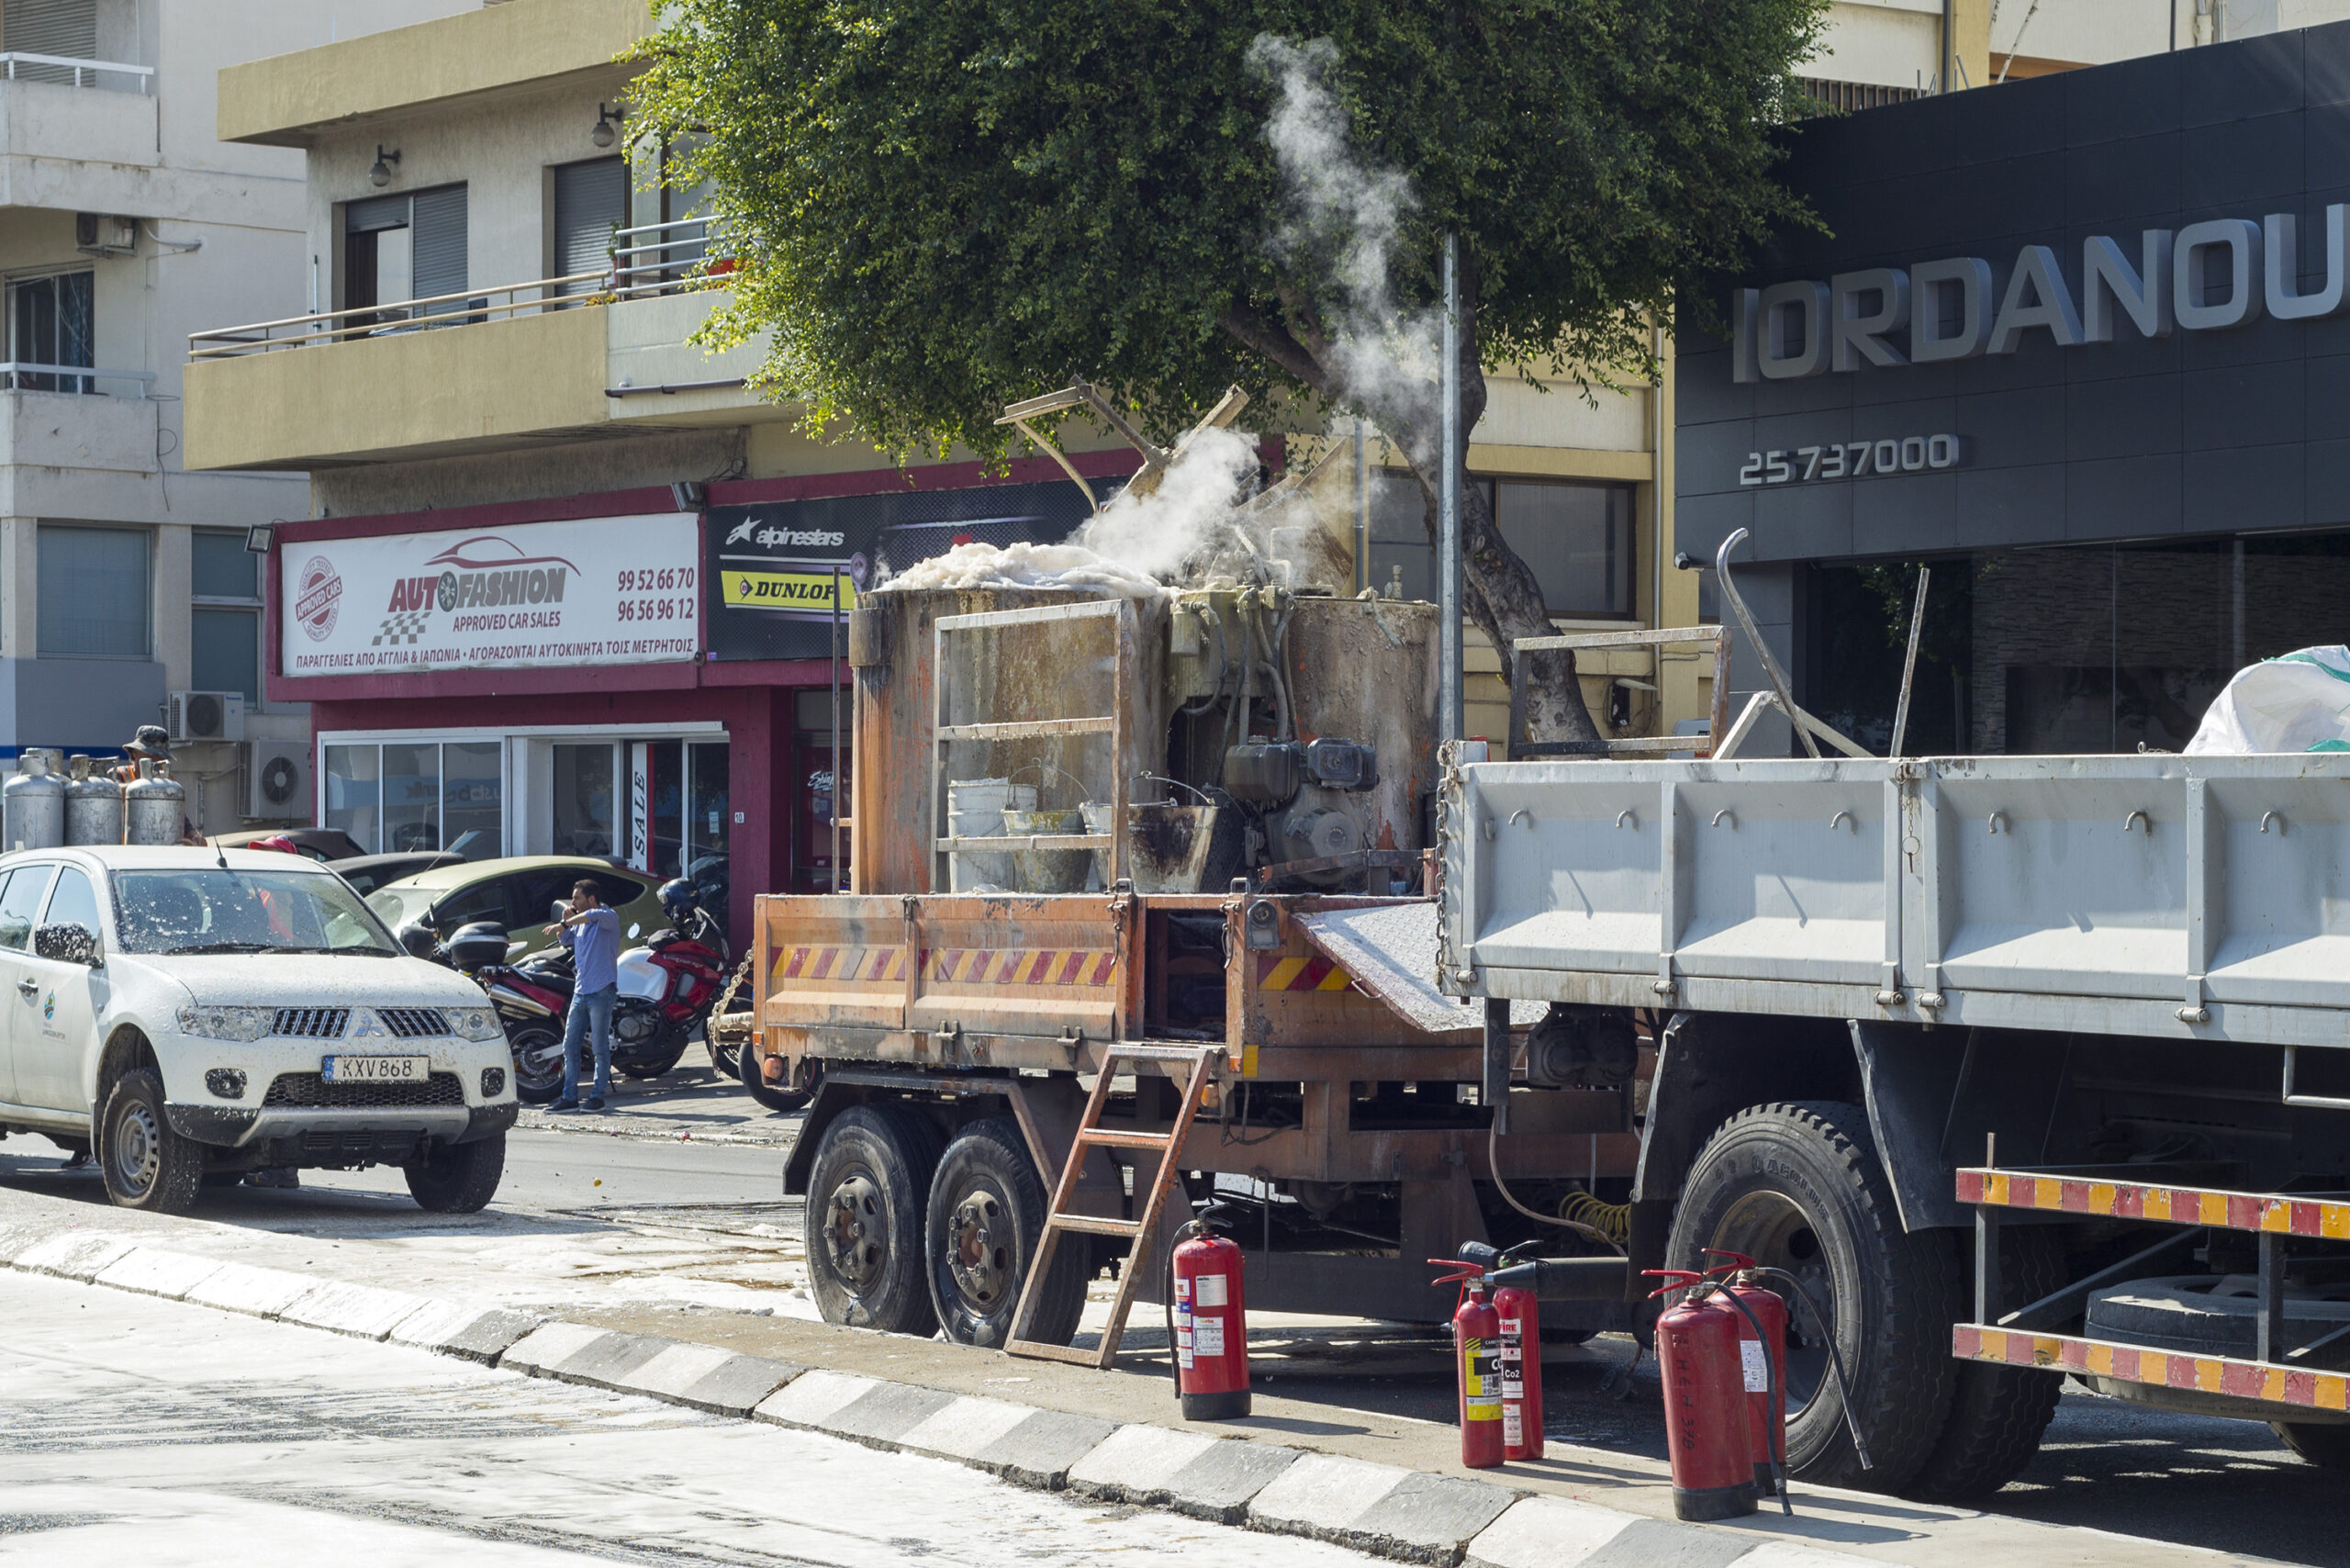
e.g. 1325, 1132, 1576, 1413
409, 184, 468, 302
554, 158, 626, 294
4, 0, 96, 81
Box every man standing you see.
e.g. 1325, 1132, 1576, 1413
547, 878, 621, 1112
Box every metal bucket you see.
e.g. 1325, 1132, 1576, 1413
1082, 800, 1237, 893
947, 778, 1035, 891
1002, 807, 1088, 893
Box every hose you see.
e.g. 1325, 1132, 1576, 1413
1270, 594, 1299, 741
1558, 1192, 1631, 1246
1700, 1282, 1792, 1515
1748, 1264, 1874, 1473
1485, 1121, 1623, 1253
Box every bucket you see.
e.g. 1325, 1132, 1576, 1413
1083, 777, 1242, 893
947, 778, 1035, 890
1002, 807, 1089, 893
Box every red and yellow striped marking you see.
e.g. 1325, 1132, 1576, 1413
1958, 1168, 2350, 1240
771, 946, 907, 985
1256, 952, 1355, 992
1954, 1324, 2350, 1412
923, 948, 1116, 987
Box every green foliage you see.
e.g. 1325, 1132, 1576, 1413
631, 0, 1826, 457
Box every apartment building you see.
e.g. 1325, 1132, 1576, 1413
0, 0, 464, 833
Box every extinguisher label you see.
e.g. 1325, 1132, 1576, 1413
1499, 1316, 1525, 1398
1193, 1273, 1229, 1308
1193, 1316, 1225, 1359
1462, 1338, 1502, 1418
1503, 1404, 1523, 1447
1740, 1338, 1769, 1393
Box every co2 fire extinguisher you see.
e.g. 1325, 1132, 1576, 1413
1645, 1270, 1758, 1521
1494, 1271, 1543, 1462
1707, 1250, 1789, 1495
1171, 1217, 1250, 1419
1431, 1260, 1507, 1468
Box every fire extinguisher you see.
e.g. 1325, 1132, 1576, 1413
1170, 1216, 1250, 1419
1494, 1268, 1543, 1462
1707, 1250, 1789, 1496
1645, 1270, 1758, 1521
1445, 1267, 1507, 1469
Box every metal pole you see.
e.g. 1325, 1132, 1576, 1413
1890, 566, 1931, 758
830, 568, 843, 892
1354, 416, 1370, 597
1439, 232, 1462, 744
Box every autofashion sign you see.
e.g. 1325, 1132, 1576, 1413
280, 511, 699, 676
1730, 207, 2347, 383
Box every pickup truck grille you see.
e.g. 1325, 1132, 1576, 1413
262, 1072, 464, 1110
273, 1007, 349, 1039
375, 1007, 451, 1039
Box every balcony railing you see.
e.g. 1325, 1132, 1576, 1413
0, 52, 153, 92
0, 363, 154, 395
187, 216, 733, 362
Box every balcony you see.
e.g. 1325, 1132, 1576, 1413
181, 219, 778, 473
0, 52, 158, 177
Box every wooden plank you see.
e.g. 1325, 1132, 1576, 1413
936, 716, 1115, 741
1515, 626, 1725, 653
933, 834, 1112, 852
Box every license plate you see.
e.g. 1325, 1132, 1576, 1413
321, 1055, 428, 1083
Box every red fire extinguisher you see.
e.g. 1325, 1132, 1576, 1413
1494, 1271, 1543, 1462
1445, 1268, 1507, 1468
1171, 1217, 1249, 1419
1707, 1250, 1789, 1496
1645, 1270, 1758, 1521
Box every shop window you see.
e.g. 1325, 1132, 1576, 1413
6, 269, 93, 393
324, 745, 382, 852
442, 740, 503, 858
551, 743, 617, 857
553, 157, 626, 296
382, 744, 439, 853
324, 739, 505, 855
688, 740, 730, 913
1492, 480, 1634, 619
39, 522, 146, 657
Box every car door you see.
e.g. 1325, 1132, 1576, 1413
17, 865, 105, 1112
0, 864, 56, 1107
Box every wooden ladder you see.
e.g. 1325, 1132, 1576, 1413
1005, 1041, 1221, 1368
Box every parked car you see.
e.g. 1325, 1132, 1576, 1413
210, 827, 368, 863
364, 857, 665, 962
0, 845, 517, 1214
329, 851, 464, 898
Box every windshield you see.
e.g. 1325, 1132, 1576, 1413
112, 868, 399, 956
364, 882, 442, 931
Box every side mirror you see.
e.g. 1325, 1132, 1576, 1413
549, 900, 568, 924
35, 923, 99, 967
399, 924, 439, 958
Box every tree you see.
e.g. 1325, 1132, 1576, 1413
632, 0, 1824, 743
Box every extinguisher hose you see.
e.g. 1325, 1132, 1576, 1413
1700, 1283, 1793, 1517
1746, 1265, 1874, 1474
1165, 1286, 1182, 1399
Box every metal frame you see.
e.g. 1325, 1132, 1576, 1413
1507, 624, 1731, 758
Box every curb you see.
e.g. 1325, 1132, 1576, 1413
0, 1225, 1888, 1568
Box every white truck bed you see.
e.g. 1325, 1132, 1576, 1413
1439, 753, 2350, 1058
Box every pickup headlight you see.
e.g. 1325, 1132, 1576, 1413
177, 1005, 272, 1042
447, 1006, 506, 1043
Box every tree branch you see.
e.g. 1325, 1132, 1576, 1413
1218, 303, 1332, 393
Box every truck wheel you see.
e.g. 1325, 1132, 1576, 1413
2273, 1420, 2350, 1471
406, 1133, 507, 1213
743, 1039, 812, 1113
98, 1069, 203, 1215
926, 1118, 1088, 1349
1669, 1101, 1961, 1493
1906, 1226, 2064, 1500
509, 1025, 565, 1104
807, 1103, 942, 1336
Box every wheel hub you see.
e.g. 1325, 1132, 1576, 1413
112, 1101, 160, 1196
824, 1171, 886, 1291
947, 1188, 1011, 1309
1707, 1190, 1836, 1413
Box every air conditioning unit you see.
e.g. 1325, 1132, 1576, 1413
74, 212, 137, 257
247, 741, 308, 821
168, 690, 246, 745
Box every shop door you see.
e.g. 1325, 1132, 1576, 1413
790, 687, 850, 892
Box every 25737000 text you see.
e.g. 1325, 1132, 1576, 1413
1739, 433, 1962, 486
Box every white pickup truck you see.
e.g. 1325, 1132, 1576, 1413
0, 845, 517, 1214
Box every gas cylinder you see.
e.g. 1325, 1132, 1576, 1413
1707, 1251, 1789, 1495
1171, 1219, 1249, 1419
1647, 1270, 1757, 1521
4, 749, 64, 851
125, 758, 186, 846
1494, 1274, 1543, 1462
64, 755, 122, 846
1452, 1275, 1506, 1468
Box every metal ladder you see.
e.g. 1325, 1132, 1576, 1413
1005, 1041, 1221, 1368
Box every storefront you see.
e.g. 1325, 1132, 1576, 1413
266, 455, 1123, 935
1676, 28, 2350, 754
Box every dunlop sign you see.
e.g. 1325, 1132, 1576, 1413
1731, 207, 2350, 383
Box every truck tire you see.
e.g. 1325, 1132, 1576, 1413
2272, 1420, 2350, 1471
2084, 1274, 2350, 1360
1669, 1101, 1961, 1493
406, 1133, 507, 1213
926, 1118, 1089, 1349
98, 1069, 203, 1215
1905, 1226, 2065, 1501
807, 1103, 942, 1336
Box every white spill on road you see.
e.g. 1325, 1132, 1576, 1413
0, 1271, 1377, 1567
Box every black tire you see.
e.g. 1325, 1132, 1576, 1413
926, 1118, 1090, 1349
1668, 1101, 1963, 1494
617, 1038, 689, 1079
406, 1133, 506, 1213
743, 1038, 812, 1113
2273, 1420, 2350, 1471
2085, 1274, 2350, 1359
710, 1032, 740, 1080
98, 1068, 202, 1214
805, 1103, 942, 1335
509, 1025, 565, 1104
1906, 1226, 2065, 1501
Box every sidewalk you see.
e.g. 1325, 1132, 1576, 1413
0, 1189, 2266, 1568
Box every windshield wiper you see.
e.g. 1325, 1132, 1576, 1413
165, 941, 277, 955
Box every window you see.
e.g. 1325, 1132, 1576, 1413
191, 529, 260, 704
6, 270, 93, 392
0, 865, 52, 950
41, 865, 99, 935
4, 0, 95, 85
553, 157, 626, 296
344, 185, 468, 317
551, 743, 616, 857
324, 739, 505, 857
1491, 480, 1635, 619
39, 523, 148, 657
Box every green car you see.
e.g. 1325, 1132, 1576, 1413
365, 856, 666, 961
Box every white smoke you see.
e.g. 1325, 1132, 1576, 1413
1247, 35, 1440, 447
1073, 424, 1260, 580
